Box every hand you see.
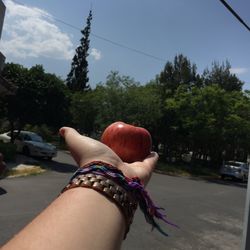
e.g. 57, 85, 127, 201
59, 127, 158, 185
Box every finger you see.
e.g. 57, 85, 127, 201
59, 127, 79, 138
59, 127, 121, 167
60, 127, 95, 146
141, 151, 159, 172
59, 127, 92, 165
122, 152, 159, 182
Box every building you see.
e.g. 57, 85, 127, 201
0, 0, 15, 95
0, 0, 6, 70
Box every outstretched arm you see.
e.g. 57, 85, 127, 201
2, 127, 158, 250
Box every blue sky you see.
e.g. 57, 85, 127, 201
1, 0, 250, 89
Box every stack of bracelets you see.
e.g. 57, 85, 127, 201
61, 161, 177, 239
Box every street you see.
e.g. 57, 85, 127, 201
0, 151, 247, 249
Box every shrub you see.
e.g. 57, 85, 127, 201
0, 142, 16, 161
24, 124, 54, 142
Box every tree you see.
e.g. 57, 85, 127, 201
92, 72, 163, 150
202, 61, 243, 91
153, 56, 248, 165
70, 91, 97, 135
161, 83, 250, 166
28, 65, 71, 129
2, 63, 70, 142
158, 54, 201, 96
94, 71, 136, 130
66, 10, 92, 91
125, 83, 163, 151
2, 63, 31, 142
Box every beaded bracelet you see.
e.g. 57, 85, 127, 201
61, 161, 177, 239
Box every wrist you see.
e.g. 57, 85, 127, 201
61, 187, 127, 232
58, 187, 126, 250
61, 167, 138, 238
61, 161, 174, 239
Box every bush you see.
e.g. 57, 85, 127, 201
24, 124, 54, 142
0, 142, 16, 161
0, 118, 9, 133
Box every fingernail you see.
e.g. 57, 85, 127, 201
59, 127, 66, 137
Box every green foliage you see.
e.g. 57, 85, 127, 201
162, 84, 250, 165
0, 142, 16, 161
158, 54, 201, 96
125, 84, 163, 129
67, 10, 92, 91
153, 56, 249, 166
93, 71, 139, 130
24, 124, 54, 142
1, 54, 249, 169
70, 90, 97, 135
93, 72, 162, 135
202, 61, 243, 91
1, 63, 70, 142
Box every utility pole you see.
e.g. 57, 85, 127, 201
242, 166, 250, 249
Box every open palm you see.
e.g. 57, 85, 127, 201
60, 127, 158, 185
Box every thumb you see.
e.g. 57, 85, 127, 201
142, 151, 159, 173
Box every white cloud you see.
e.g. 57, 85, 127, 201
90, 48, 102, 61
230, 67, 248, 75
0, 0, 74, 60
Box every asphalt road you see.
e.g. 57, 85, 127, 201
0, 151, 247, 249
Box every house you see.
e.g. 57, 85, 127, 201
0, 0, 6, 71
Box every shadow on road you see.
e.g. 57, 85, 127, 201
155, 170, 248, 189
188, 176, 248, 189
40, 159, 77, 173
0, 187, 7, 195
205, 178, 248, 189
7, 152, 78, 174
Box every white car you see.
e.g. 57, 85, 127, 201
220, 161, 249, 182
0, 130, 57, 160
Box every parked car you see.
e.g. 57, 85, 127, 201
0, 130, 57, 160
181, 151, 193, 163
220, 161, 249, 181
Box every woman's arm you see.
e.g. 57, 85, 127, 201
2, 127, 158, 250
2, 187, 126, 250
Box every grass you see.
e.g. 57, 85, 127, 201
155, 161, 220, 179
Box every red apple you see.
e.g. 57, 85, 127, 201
101, 121, 152, 163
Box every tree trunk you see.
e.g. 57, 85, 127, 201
10, 120, 15, 144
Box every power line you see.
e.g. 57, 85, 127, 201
90, 33, 165, 62
219, 0, 250, 32
11, 0, 165, 62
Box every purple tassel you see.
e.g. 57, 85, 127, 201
70, 162, 179, 236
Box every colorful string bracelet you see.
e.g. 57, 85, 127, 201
61, 161, 178, 238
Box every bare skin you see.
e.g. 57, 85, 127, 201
1, 127, 158, 250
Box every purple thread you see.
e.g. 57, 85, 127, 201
69, 163, 179, 235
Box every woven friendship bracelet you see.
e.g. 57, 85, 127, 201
61, 172, 138, 238
61, 161, 178, 238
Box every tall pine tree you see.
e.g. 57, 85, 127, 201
67, 10, 92, 91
